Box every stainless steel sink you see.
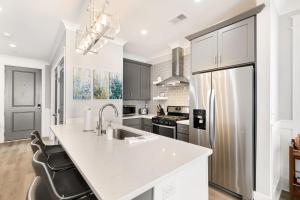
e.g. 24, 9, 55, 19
103, 129, 140, 140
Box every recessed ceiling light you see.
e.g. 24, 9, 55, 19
3, 32, 11, 38
0, 7, 2, 12
140, 29, 148, 35
9, 43, 16, 48
194, 0, 202, 2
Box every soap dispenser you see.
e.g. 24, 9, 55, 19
106, 121, 113, 140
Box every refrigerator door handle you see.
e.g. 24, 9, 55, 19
209, 90, 216, 147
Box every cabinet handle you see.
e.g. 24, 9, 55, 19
219, 55, 222, 65
214, 56, 217, 65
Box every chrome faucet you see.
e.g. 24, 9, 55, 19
96, 104, 119, 135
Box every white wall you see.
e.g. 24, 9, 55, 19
254, 0, 282, 199
64, 28, 125, 124
274, 11, 300, 194
0, 55, 49, 143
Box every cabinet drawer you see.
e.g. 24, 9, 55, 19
177, 124, 189, 134
143, 125, 153, 133
123, 118, 141, 126
177, 133, 189, 142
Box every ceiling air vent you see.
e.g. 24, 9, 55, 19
169, 14, 187, 24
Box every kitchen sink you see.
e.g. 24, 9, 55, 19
103, 129, 140, 140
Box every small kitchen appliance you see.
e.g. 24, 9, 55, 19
123, 105, 136, 116
138, 105, 149, 115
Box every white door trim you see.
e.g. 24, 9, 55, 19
292, 14, 300, 133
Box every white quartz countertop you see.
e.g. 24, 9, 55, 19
50, 122, 212, 200
177, 120, 190, 126
122, 114, 156, 120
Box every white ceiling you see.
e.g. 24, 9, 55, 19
0, 0, 85, 61
110, 0, 256, 60
0, 0, 257, 62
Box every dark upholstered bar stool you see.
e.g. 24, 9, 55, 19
31, 137, 74, 171
31, 131, 64, 155
32, 150, 94, 200
27, 176, 98, 200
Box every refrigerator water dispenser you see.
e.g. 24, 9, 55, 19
193, 109, 206, 130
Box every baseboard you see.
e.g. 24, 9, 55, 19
273, 177, 282, 200
253, 191, 272, 200
280, 177, 289, 192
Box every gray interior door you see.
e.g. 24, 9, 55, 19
211, 66, 254, 199
4, 66, 42, 141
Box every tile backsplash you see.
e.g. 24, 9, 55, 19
148, 54, 190, 114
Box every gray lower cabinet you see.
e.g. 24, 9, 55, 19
142, 118, 152, 132
191, 17, 255, 73
123, 118, 153, 133
123, 118, 142, 130
177, 124, 189, 142
132, 189, 153, 200
123, 59, 151, 100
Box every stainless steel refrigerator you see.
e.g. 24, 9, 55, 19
189, 66, 254, 200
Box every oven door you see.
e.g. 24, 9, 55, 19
152, 123, 176, 139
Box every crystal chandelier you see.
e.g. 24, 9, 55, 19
76, 0, 120, 55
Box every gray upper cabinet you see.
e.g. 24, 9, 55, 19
123, 59, 151, 100
191, 17, 255, 73
123, 61, 141, 100
140, 65, 151, 100
218, 17, 255, 67
192, 31, 218, 72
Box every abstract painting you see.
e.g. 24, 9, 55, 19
109, 72, 123, 99
73, 68, 92, 100
93, 70, 109, 99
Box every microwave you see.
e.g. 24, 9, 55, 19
123, 105, 136, 116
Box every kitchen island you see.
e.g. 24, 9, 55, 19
50, 122, 212, 200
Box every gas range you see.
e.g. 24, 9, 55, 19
152, 106, 189, 126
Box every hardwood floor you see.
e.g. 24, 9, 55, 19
0, 140, 294, 200
0, 140, 35, 200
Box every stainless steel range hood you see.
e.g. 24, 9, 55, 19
156, 47, 189, 86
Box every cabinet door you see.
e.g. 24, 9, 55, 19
140, 65, 151, 100
123, 62, 141, 100
192, 31, 218, 73
218, 17, 255, 67
123, 118, 141, 130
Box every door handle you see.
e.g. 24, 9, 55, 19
37, 104, 41, 109
209, 90, 216, 147
52, 114, 57, 117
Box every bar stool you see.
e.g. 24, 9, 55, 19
32, 150, 94, 200
31, 138, 74, 171
31, 131, 64, 155
30, 138, 40, 154
27, 176, 98, 200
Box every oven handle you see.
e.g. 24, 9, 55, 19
152, 123, 176, 139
